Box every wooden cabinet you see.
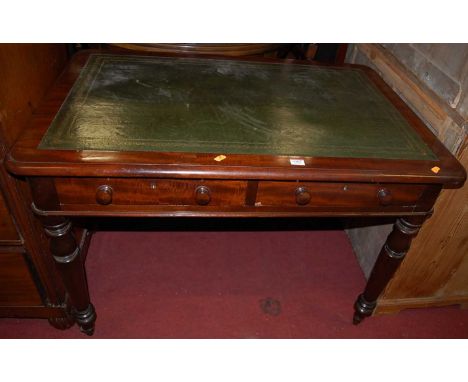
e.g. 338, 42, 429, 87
0, 250, 42, 306
0, 44, 72, 323
0, 170, 41, 306
0, 190, 20, 243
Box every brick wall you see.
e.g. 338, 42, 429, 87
381, 44, 468, 119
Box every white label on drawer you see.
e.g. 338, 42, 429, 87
290, 159, 305, 166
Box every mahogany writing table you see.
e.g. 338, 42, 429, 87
6, 52, 466, 335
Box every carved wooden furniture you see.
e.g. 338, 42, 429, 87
6, 51, 466, 335
0, 44, 74, 325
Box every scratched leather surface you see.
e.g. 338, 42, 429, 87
39, 54, 436, 160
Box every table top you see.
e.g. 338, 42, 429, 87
6, 51, 466, 187
39, 54, 435, 161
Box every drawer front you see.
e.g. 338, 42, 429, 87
0, 250, 42, 306
256, 181, 426, 210
55, 178, 248, 209
50, 177, 428, 215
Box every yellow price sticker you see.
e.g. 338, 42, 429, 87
214, 155, 227, 162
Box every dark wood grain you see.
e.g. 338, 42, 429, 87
245, 180, 259, 206
0, 249, 43, 306
0, 44, 71, 325
54, 177, 248, 207
0, 44, 68, 147
256, 181, 427, 210
52, 177, 428, 212
0, 190, 20, 243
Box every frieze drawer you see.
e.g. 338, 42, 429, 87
255, 181, 427, 212
54, 178, 248, 210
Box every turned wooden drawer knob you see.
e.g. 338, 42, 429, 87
377, 187, 392, 206
96, 185, 113, 205
195, 185, 211, 205
295, 186, 311, 206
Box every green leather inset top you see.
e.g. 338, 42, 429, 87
39, 54, 437, 160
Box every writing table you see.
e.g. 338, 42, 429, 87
6, 52, 466, 335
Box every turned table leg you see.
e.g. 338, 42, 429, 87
353, 212, 431, 325
43, 217, 96, 335
29, 178, 96, 335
